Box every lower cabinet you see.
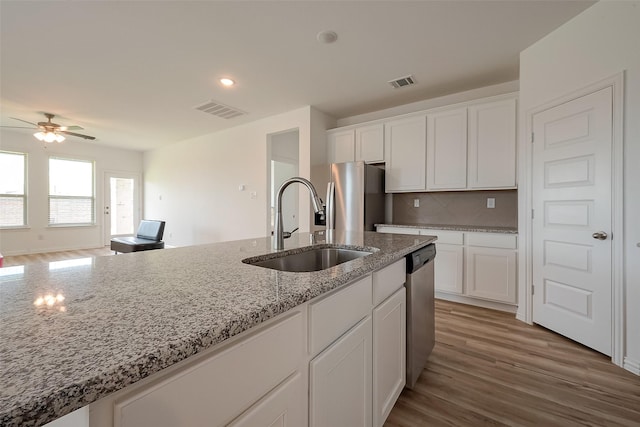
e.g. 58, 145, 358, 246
466, 246, 517, 304
309, 258, 406, 427
372, 288, 406, 427
229, 372, 306, 427
432, 243, 464, 294
377, 226, 517, 310
309, 316, 373, 427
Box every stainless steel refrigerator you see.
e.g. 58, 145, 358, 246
324, 161, 385, 232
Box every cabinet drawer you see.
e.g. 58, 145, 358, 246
114, 311, 305, 427
419, 229, 464, 245
309, 276, 372, 356
466, 233, 517, 249
372, 259, 406, 306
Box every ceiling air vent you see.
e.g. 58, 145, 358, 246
195, 100, 246, 119
388, 75, 416, 89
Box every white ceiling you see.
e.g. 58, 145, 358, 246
0, 1, 594, 152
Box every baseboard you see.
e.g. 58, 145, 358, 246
624, 357, 640, 376
435, 292, 518, 313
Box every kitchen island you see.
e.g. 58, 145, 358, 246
0, 231, 435, 427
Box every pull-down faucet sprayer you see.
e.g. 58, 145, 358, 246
273, 177, 324, 250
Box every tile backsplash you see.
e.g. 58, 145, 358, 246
392, 190, 517, 228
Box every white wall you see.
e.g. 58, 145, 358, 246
143, 106, 332, 247
519, 1, 640, 373
0, 130, 143, 255
336, 80, 519, 127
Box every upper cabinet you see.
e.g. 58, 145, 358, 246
327, 123, 384, 164
384, 115, 427, 192
328, 93, 517, 193
426, 107, 468, 190
468, 98, 517, 189
327, 129, 356, 164
355, 123, 384, 163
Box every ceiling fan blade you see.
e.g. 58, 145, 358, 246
9, 117, 38, 126
61, 125, 84, 131
60, 130, 96, 140
0, 125, 37, 129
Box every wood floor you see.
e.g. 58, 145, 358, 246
1, 247, 114, 267
4, 250, 639, 426
385, 300, 640, 427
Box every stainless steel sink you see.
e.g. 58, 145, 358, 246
243, 246, 374, 272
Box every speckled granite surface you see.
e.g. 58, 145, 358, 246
0, 231, 434, 427
376, 223, 518, 234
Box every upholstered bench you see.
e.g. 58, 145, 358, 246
110, 220, 166, 254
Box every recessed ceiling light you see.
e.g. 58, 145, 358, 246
220, 78, 235, 87
317, 30, 338, 44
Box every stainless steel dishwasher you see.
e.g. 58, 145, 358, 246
405, 243, 436, 389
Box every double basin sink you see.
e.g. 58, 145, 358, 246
243, 245, 375, 272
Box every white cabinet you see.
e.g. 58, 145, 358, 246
309, 316, 373, 427
377, 226, 518, 310
327, 129, 355, 163
327, 124, 384, 164
468, 98, 517, 189
384, 115, 427, 192
426, 107, 468, 190
229, 372, 306, 427
431, 243, 464, 294
465, 233, 517, 304
355, 124, 384, 163
372, 288, 406, 427
112, 312, 305, 427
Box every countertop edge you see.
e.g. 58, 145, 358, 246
376, 223, 518, 234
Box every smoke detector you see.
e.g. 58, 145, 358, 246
388, 75, 416, 89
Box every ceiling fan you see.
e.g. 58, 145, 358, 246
1, 112, 96, 142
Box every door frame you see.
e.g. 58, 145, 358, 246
518, 72, 625, 367
103, 171, 142, 246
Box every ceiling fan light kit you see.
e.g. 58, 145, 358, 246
34, 131, 65, 143
1, 112, 96, 142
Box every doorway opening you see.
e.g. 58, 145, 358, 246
104, 172, 141, 245
266, 129, 299, 236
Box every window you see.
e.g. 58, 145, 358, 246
49, 157, 95, 225
0, 151, 27, 227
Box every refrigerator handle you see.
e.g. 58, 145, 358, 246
326, 182, 335, 230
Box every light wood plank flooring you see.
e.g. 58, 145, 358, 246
2, 247, 114, 267
386, 300, 640, 427
3, 250, 639, 425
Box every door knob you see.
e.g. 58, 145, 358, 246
592, 231, 608, 240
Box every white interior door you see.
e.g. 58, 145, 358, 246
532, 86, 612, 356
104, 172, 141, 245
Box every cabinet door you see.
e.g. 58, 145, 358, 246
426, 107, 467, 190
310, 316, 372, 427
433, 243, 464, 294
229, 372, 306, 427
468, 98, 517, 189
465, 246, 516, 303
384, 116, 427, 192
355, 124, 384, 163
328, 129, 355, 164
373, 288, 406, 427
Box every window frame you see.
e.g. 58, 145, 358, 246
0, 150, 28, 229
48, 156, 96, 227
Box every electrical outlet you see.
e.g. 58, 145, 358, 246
250, 191, 257, 199
413, 199, 420, 208
487, 198, 496, 209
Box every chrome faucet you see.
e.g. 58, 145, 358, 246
274, 177, 324, 250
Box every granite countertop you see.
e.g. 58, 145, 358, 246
0, 231, 435, 427
376, 223, 518, 234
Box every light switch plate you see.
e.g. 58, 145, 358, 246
487, 198, 496, 209
413, 199, 420, 208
